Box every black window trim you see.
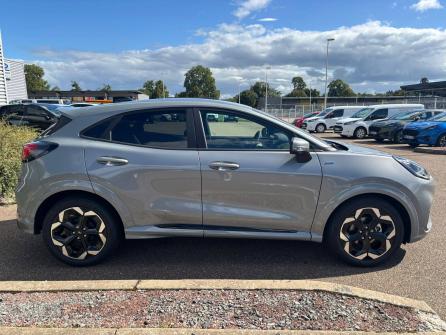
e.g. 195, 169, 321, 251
80, 106, 197, 151
194, 107, 301, 152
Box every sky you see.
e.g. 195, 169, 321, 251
1, 0, 446, 97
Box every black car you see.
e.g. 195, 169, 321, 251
368, 110, 442, 143
0, 103, 62, 131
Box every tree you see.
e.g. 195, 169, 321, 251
251, 81, 281, 98
420, 77, 429, 84
99, 84, 112, 92
71, 81, 82, 91
24, 64, 50, 91
141, 80, 155, 97
153, 80, 169, 98
292, 76, 307, 90
304, 88, 320, 97
327, 79, 355, 97
180, 65, 220, 99
237, 89, 258, 107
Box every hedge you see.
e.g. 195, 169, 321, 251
0, 121, 38, 204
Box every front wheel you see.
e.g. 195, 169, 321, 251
326, 197, 404, 267
353, 127, 367, 139
315, 123, 326, 133
42, 197, 122, 266
436, 134, 446, 147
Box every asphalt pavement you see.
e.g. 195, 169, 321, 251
0, 133, 444, 318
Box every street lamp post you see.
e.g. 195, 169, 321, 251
324, 38, 335, 110
265, 66, 271, 112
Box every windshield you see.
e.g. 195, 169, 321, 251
391, 110, 422, 120
317, 108, 334, 117
429, 112, 446, 122
351, 108, 374, 119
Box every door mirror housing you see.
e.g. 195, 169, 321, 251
290, 137, 311, 162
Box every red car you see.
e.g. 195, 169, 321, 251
293, 111, 320, 128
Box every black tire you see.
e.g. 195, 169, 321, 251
315, 123, 326, 133
326, 197, 404, 267
353, 127, 367, 139
393, 130, 404, 144
436, 134, 446, 147
42, 197, 122, 266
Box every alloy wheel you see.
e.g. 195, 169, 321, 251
50, 207, 107, 260
439, 135, 446, 147
355, 128, 366, 139
316, 124, 326, 133
339, 207, 396, 261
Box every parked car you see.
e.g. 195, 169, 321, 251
16, 99, 434, 267
207, 113, 219, 122
333, 104, 424, 139
224, 115, 238, 122
369, 110, 444, 143
0, 103, 64, 131
402, 112, 446, 148
292, 111, 320, 128
303, 106, 364, 133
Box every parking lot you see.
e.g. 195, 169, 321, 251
0, 132, 444, 318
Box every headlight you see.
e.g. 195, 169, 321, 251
344, 121, 357, 125
393, 156, 430, 180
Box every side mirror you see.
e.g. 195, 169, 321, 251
290, 137, 311, 162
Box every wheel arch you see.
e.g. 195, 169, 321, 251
322, 193, 411, 244
34, 190, 125, 235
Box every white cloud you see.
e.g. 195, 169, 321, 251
233, 0, 272, 19
32, 21, 446, 96
410, 0, 443, 12
258, 17, 277, 22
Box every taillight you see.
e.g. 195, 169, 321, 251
21, 141, 58, 163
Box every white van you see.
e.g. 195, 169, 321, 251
302, 106, 364, 133
333, 104, 424, 139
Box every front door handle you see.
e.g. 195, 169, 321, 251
97, 156, 128, 166
209, 161, 240, 171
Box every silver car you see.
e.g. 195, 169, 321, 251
16, 99, 435, 267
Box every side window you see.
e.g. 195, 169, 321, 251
26, 105, 50, 118
200, 110, 291, 150
369, 109, 388, 120
83, 110, 189, 149
330, 109, 344, 118
420, 112, 431, 120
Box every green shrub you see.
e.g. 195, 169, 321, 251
0, 121, 38, 204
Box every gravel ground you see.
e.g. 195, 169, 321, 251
0, 289, 444, 332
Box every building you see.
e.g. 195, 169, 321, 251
28, 90, 149, 103
400, 80, 446, 97
4, 58, 28, 102
0, 32, 8, 105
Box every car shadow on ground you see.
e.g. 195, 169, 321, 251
0, 219, 406, 281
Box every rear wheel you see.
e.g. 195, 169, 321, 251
42, 197, 122, 266
316, 123, 326, 133
393, 130, 403, 144
436, 134, 446, 147
326, 197, 404, 267
353, 127, 367, 139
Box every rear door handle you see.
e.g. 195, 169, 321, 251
209, 161, 240, 171
96, 156, 128, 166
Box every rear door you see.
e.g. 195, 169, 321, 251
196, 108, 322, 237
83, 108, 203, 238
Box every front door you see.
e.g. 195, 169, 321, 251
83, 108, 203, 238
197, 109, 323, 237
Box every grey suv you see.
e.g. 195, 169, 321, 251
16, 99, 435, 267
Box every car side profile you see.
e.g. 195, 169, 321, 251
0, 103, 64, 131
369, 109, 443, 144
302, 106, 363, 133
293, 111, 320, 128
402, 112, 446, 147
16, 99, 434, 267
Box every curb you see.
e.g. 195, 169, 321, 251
0, 279, 433, 313
0, 328, 444, 335
414, 147, 446, 155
